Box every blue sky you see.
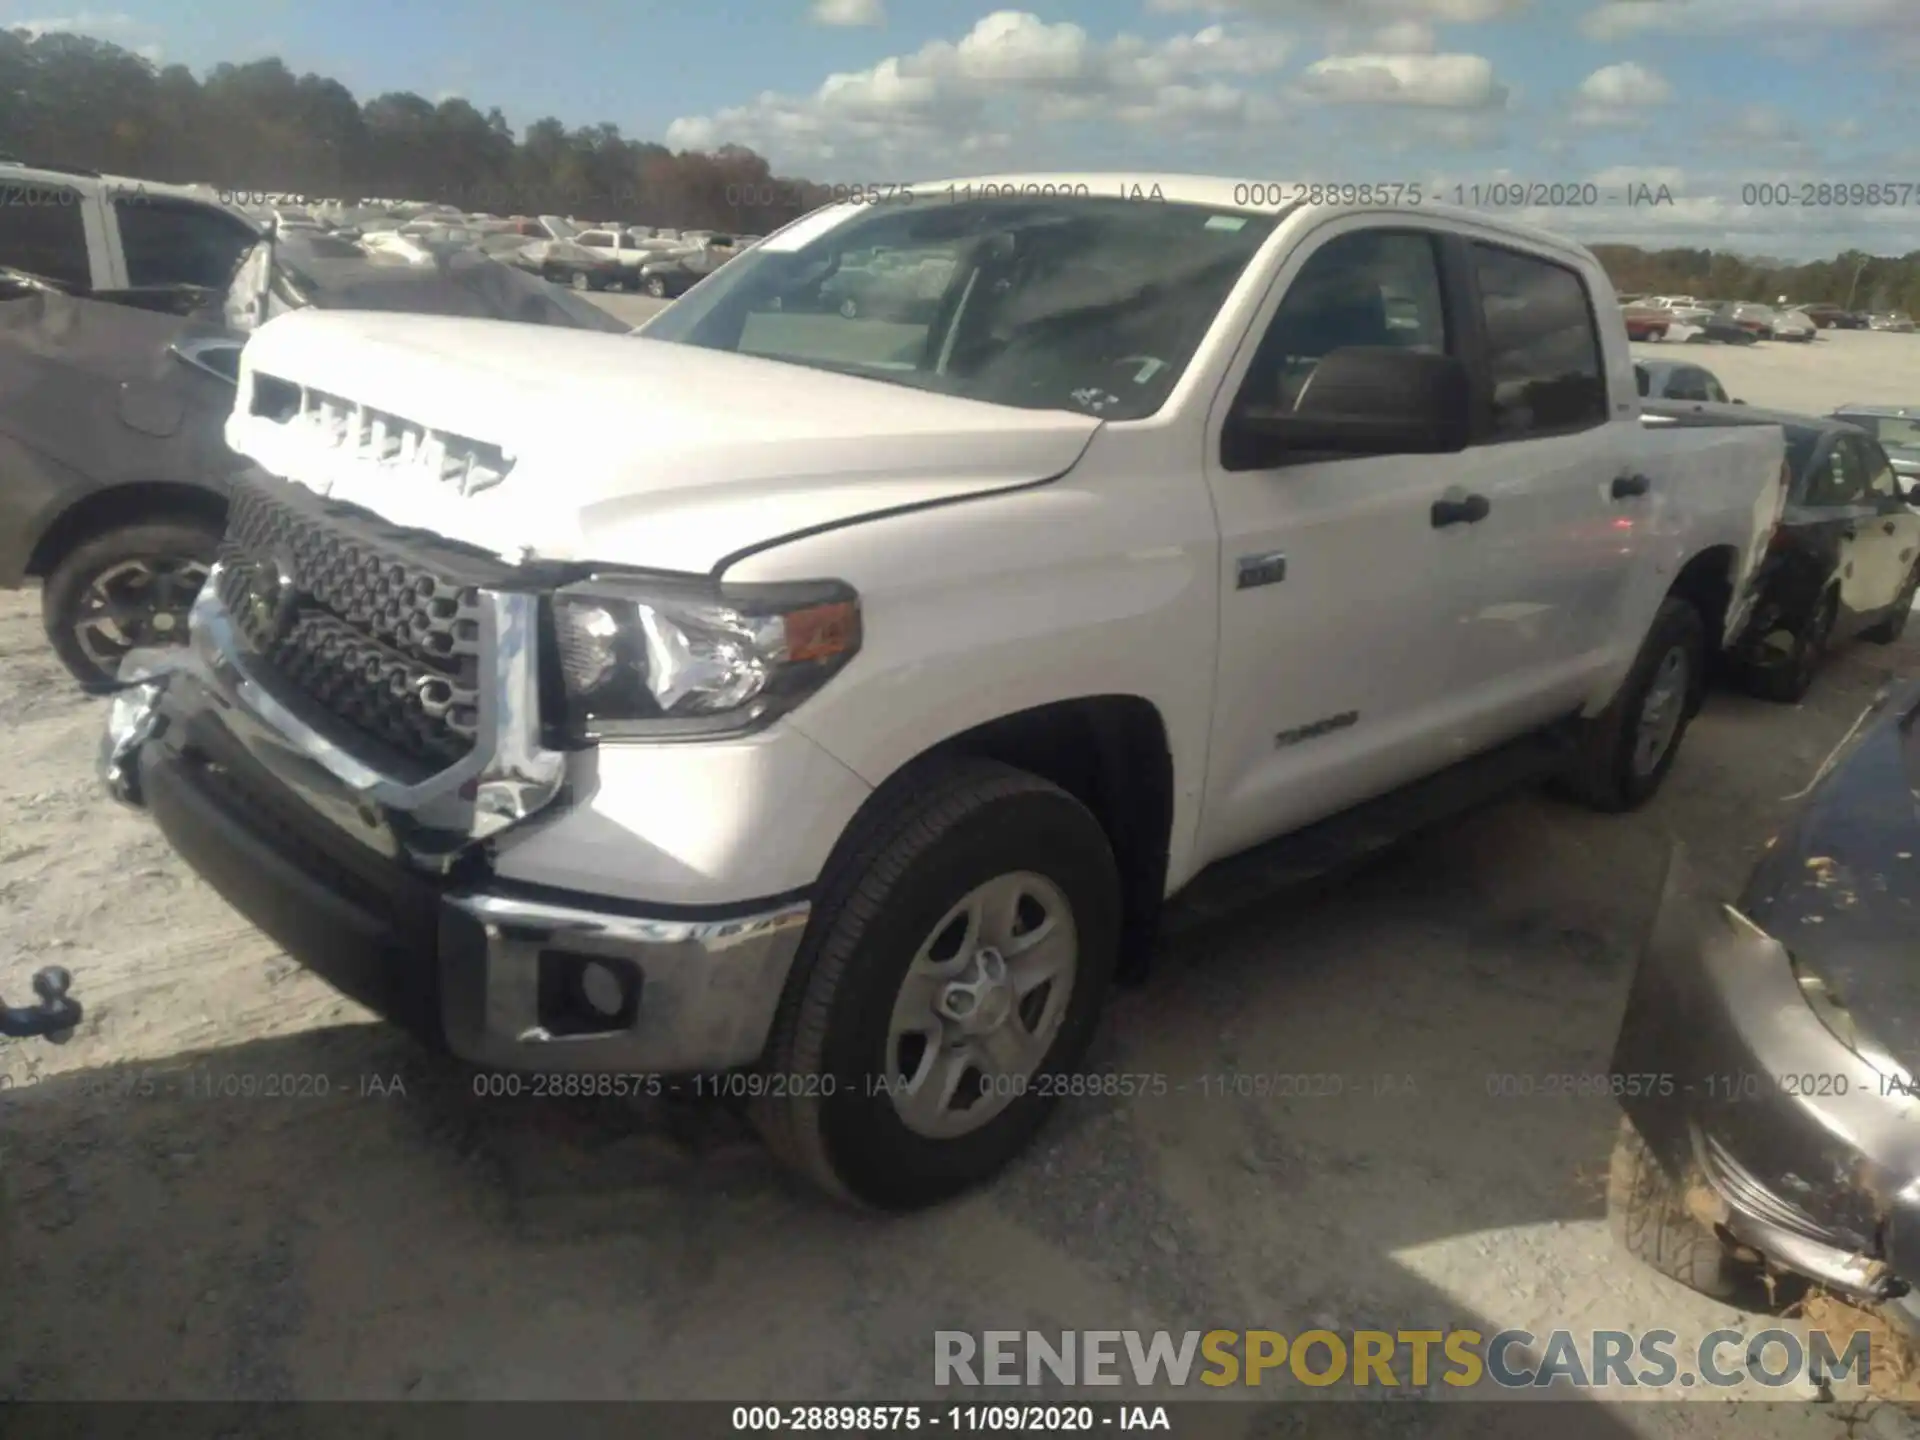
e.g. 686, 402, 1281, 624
8, 0, 1920, 255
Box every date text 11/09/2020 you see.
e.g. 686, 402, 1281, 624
726, 180, 1682, 209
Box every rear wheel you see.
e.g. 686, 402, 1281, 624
752, 759, 1121, 1210
1557, 596, 1705, 812
1744, 588, 1837, 702
644, 274, 669, 298
41, 518, 222, 691
570, 271, 590, 292
1863, 567, 1920, 644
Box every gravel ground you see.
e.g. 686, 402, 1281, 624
2, 313, 1919, 1432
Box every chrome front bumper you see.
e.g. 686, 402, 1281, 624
100, 574, 812, 1074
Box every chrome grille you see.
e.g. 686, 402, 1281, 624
214, 474, 512, 770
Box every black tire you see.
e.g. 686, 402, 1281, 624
752, 758, 1121, 1211
41, 517, 223, 692
1862, 566, 1919, 644
644, 274, 669, 298
1744, 588, 1836, 703
1556, 596, 1706, 812
1608, 1116, 1767, 1305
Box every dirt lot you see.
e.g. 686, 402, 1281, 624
3, 318, 1920, 1432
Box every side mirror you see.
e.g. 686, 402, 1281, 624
1226, 347, 1471, 467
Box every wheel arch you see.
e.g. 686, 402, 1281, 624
842, 695, 1176, 981
26, 481, 229, 579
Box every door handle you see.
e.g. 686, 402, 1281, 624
1611, 473, 1652, 499
1431, 493, 1491, 528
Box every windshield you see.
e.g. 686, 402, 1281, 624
642, 196, 1279, 420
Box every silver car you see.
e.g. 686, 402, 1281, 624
1635, 359, 1735, 404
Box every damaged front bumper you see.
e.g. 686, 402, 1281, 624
1613, 845, 1920, 1313
99, 575, 810, 1074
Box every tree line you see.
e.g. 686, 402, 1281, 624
4, 28, 1918, 313
0, 30, 841, 234
1593, 244, 1920, 318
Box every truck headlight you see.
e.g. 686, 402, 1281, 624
548, 575, 860, 741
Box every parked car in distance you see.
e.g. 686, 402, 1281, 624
1643, 402, 1920, 701
1635, 359, 1735, 404
1716, 302, 1779, 339
1772, 308, 1816, 343
1644, 296, 1715, 325
1686, 311, 1761, 346
0, 236, 630, 688
1610, 677, 1920, 1320
1869, 312, 1917, 333
1831, 404, 1920, 484
104, 181, 1789, 1208
1622, 302, 1674, 342
523, 237, 626, 292
1797, 303, 1866, 330
573, 227, 688, 288
637, 236, 738, 297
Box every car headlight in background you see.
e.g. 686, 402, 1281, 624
548, 574, 861, 741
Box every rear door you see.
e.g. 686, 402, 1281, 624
0, 178, 107, 289
1854, 435, 1920, 613
1443, 238, 1632, 742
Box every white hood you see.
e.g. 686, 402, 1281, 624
226, 309, 1102, 572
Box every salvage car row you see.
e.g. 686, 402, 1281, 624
1622, 292, 1917, 345
5, 173, 1920, 1349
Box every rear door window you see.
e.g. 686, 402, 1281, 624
0, 182, 89, 288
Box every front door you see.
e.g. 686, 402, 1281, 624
1196, 221, 1479, 865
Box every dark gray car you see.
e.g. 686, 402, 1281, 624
1610, 679, 1920, 1326
0, 237, 629, 689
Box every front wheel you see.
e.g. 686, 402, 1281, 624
1555, 595, 1705, 812
41, 518, 223, 691
752, 759, 1121, 1210
570, 271, 590, 292
1608, 1116, 1769, 1306
644, 274, 668, 298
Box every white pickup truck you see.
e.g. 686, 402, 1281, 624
100, 176, 1788, 1209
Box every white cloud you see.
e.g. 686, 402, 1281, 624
809, 0, 884, 26
1299, 52, 1508, 107
1581, 0, 1913, 40
1569, 60, 1670, 126
1578, 61, 1671, 107
668, 10, 1297, 166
